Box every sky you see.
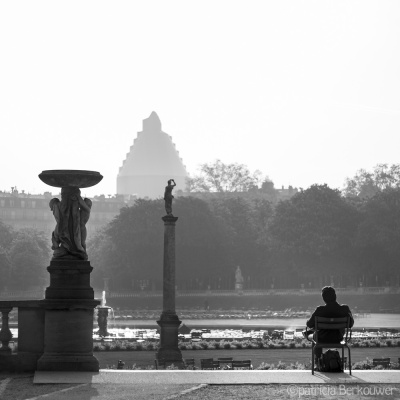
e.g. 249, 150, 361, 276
1, 1, 399, 197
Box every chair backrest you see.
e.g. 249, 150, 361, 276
314, 316, 352, 343
372, 358, 390, 367
218, 357, 233, 362
184, 358, 195, 368
201, 359, 220, 369
232, 360, 252, 369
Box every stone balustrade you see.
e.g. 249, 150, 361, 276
0, 300, 45, 372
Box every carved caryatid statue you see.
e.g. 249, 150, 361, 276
164, 179, 176, 215
39, 170, 102, 261
49, 187, 92, 260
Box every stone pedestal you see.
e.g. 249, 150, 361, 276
97, 306, 110, 337
37, 260, 100, 371
156, 215, 182, 363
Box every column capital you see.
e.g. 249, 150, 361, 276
162, 215, 178, 224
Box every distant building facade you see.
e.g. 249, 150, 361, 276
117, 112, 188, 199
0, 189, 125, 237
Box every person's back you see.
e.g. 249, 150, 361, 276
305, 286, 354, 358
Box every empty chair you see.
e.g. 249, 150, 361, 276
201, 359, 220, 370
218, 357, 233, 368
372, 358, 390, 368
231, 360, 252, 370
184, 358, 196, 370
154, 359, 167, 370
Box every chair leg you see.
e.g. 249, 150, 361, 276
312, 346, 314, 375
342, 347, 345, 372
348, 347, 351, 375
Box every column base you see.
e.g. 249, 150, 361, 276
156, 312, 182, 363
37, 354, 99, 372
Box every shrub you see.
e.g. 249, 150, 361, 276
256, 362, 274, 370
386, 340, 392, 347
223, 342, 231, 349
200, 342, 209, 350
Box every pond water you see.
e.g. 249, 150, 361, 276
112, 313, 400, 330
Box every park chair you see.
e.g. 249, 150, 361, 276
200, 358, 220, 370
372, 358, 390, 368
184, 358, 196, 370
231, 360, 252, 370
217, 357, 233, 369
154, 358, 180, 369
311, 316, 352, 375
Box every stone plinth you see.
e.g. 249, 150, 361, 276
156, 215, 182, 363
97, 307, 110, 337
45, 260, 94, 299
37, 260, 100, 371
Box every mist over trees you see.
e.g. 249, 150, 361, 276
343, 163, 400, 199
185, 159, 263, 193
88, 184, 400, 292
2, 163, 400, 292
0, 222, 50, 290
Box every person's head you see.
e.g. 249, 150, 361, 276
321, 286, 336, 303
167, 179, 172, 185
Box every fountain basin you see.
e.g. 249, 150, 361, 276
38, 170, 103, 188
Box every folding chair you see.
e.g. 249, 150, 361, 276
311, 316, 352, 375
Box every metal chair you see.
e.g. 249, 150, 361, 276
217, 357, 233, 369
231, 360, 252, 370
200, 358, 220, 370
311, 316, 352, 375
372, 358, 390, 368
184, 358, 196, 369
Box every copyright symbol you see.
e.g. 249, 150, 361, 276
287, 385, 298, 396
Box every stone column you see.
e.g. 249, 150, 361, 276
156, 215, 182, 363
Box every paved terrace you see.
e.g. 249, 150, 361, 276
35, 369, 400, 385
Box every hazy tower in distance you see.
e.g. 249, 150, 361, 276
117, 112, 188, 198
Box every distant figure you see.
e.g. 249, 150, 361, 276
164, 179, 176, 215
304, 286, 354, 361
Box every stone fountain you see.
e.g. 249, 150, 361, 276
36, 170, 102, 371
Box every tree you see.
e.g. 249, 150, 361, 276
0, 220, 14, 290
8, 229, 50, 290
0, 220, 14, 250
355, 188, 400, 283
186, 159, 263, 192
269, 184, 361, 287
343, 164, 400, 198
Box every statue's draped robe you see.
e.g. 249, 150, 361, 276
56, 187, 87, 260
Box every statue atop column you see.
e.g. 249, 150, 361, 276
164, 179, 176, 216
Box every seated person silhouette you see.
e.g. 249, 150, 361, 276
304, 286, 354, 361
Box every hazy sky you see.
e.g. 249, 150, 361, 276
1, 1, 399, 197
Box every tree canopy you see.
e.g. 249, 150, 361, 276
186, 159, 263, 192
343, 164, 400, 198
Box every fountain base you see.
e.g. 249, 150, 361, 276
37, 260, 100, 371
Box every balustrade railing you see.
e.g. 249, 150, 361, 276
0, 300, 44, 371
